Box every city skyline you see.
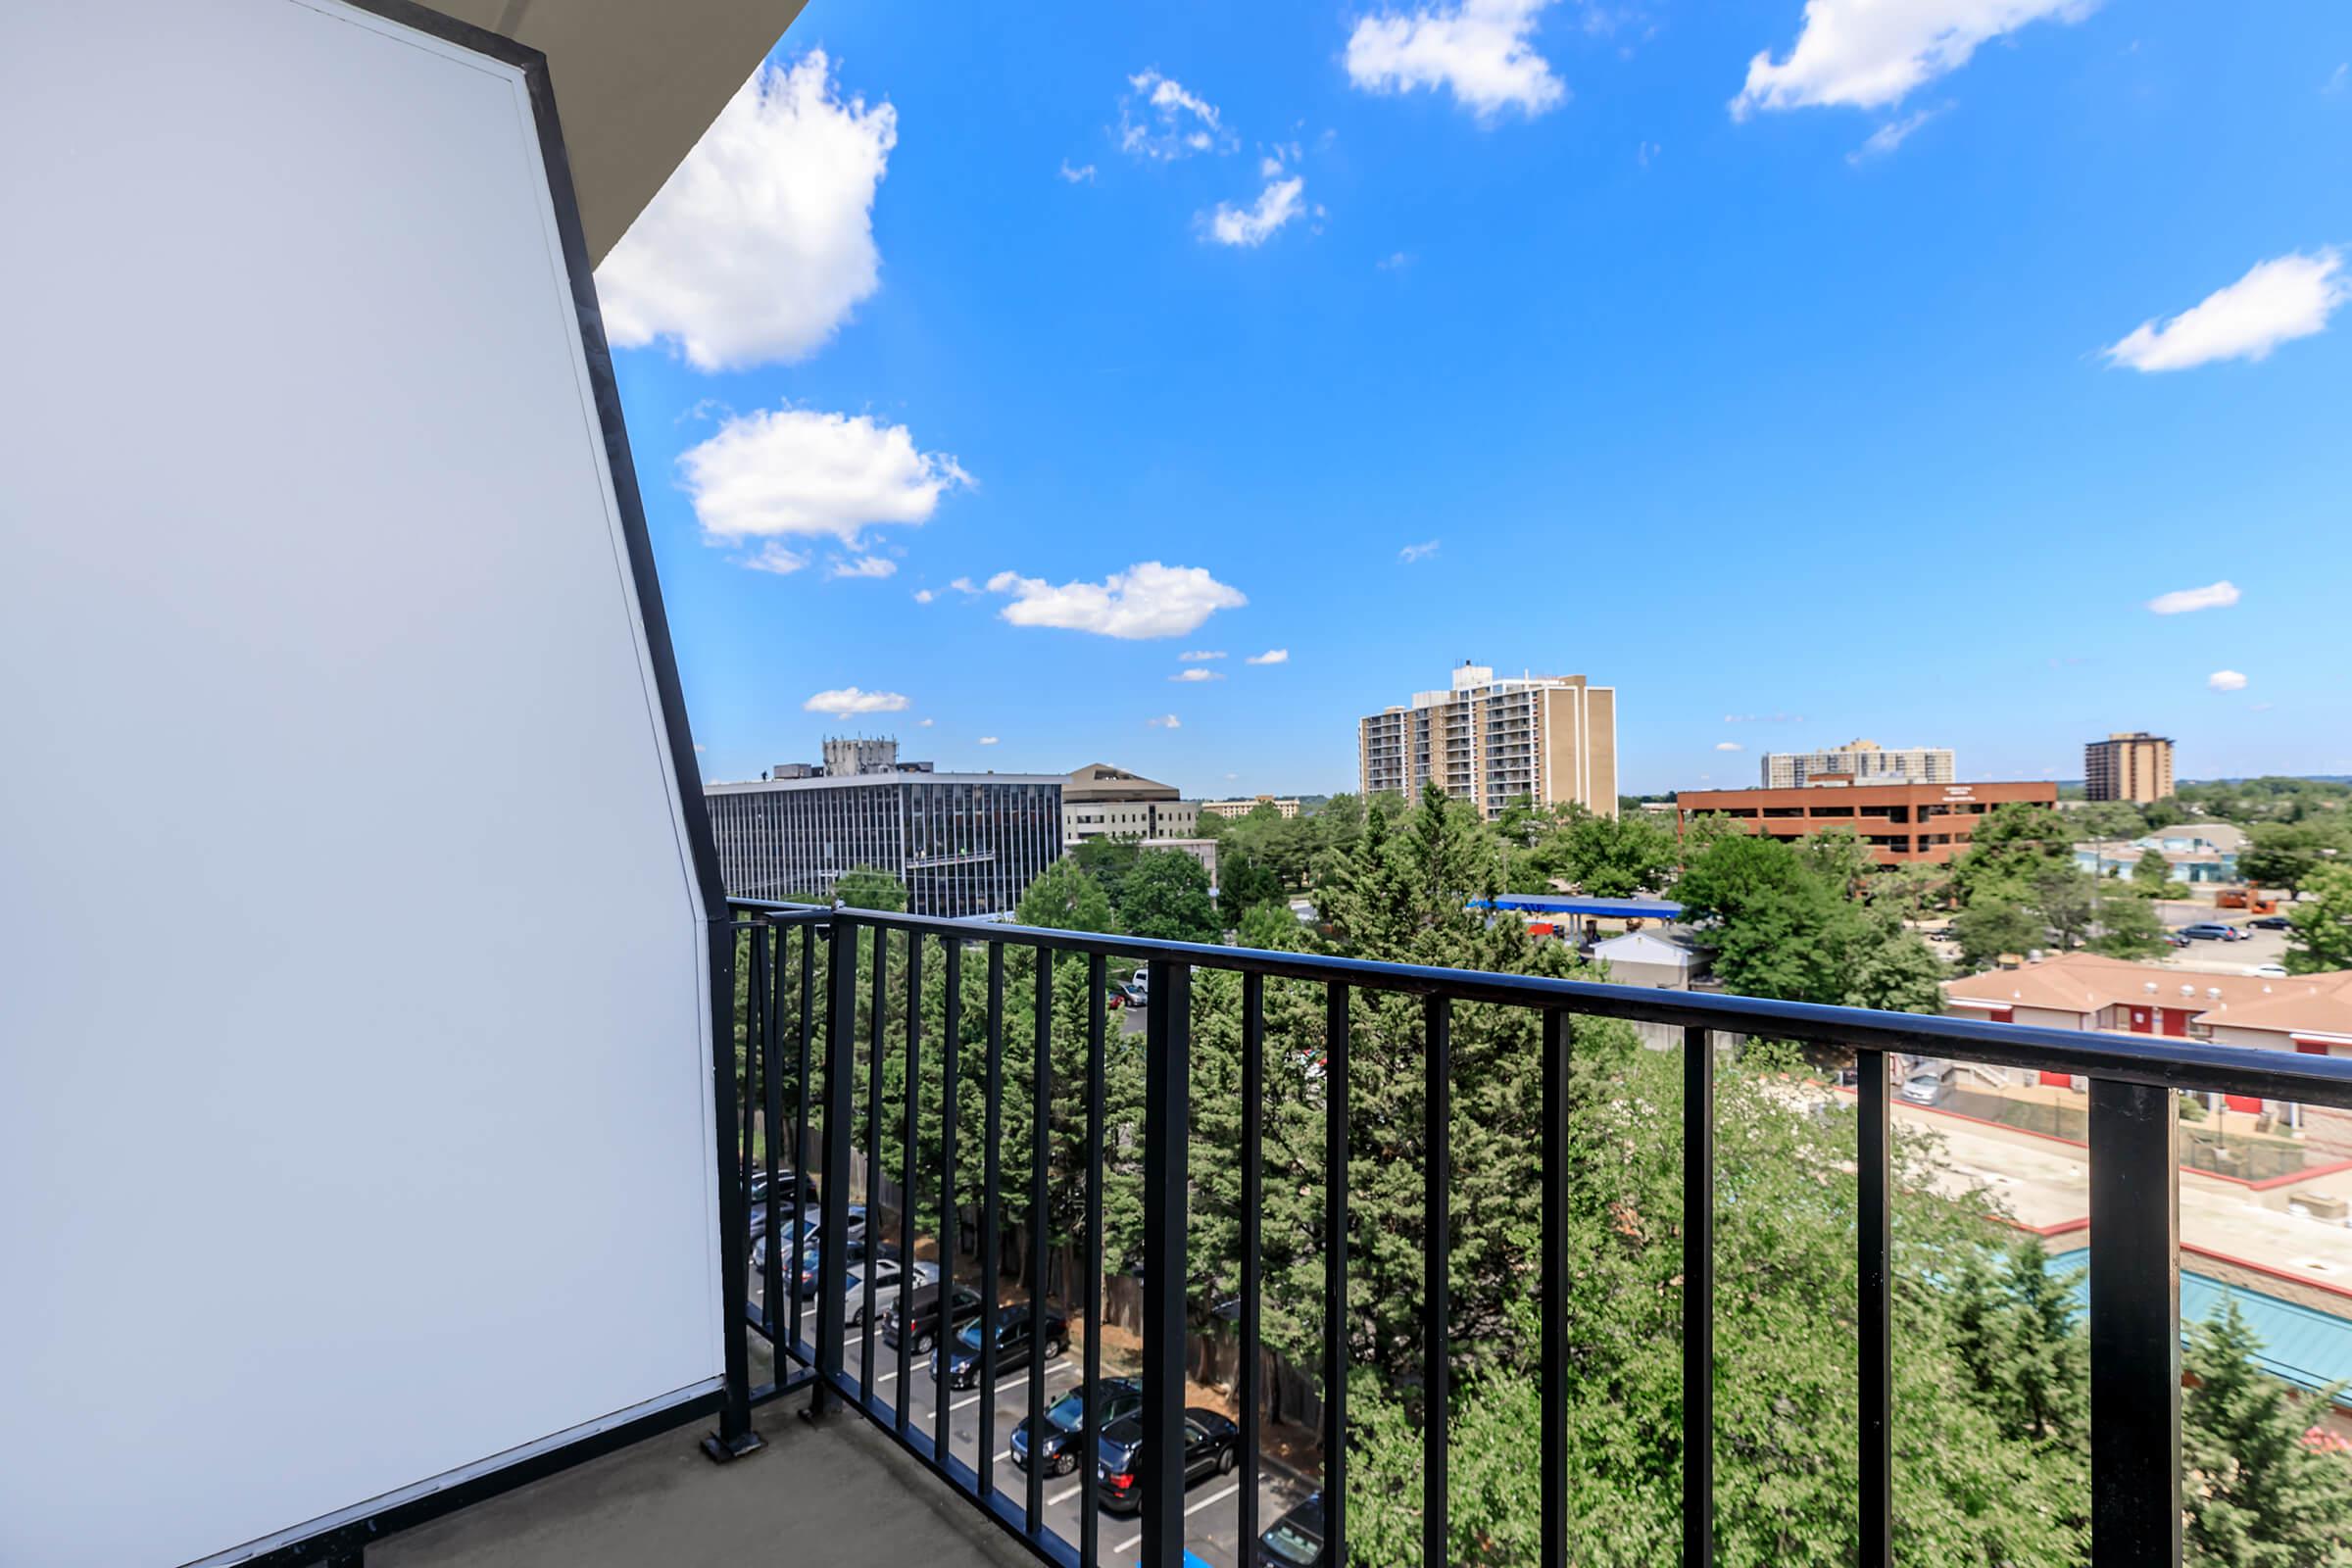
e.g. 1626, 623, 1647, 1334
601, 0, 2352, 797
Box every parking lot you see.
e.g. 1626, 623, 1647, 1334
752, 1278, 1313, 1567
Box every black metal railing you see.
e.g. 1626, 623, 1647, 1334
706, 897, 2352, 1568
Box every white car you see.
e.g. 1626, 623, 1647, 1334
844, 1257, 940, 1326
2253, 963, 2289, 979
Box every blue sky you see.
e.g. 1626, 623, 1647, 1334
596, 0, 2352, 797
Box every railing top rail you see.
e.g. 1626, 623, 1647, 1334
721, 896, 2352, 1110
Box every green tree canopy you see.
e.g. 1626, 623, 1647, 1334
1013, 858, 1118, 934
1951, 804, 2079, 905
2287, 864, 2352, 975
2132, 846, 2177, 895
1118, 847, 1220, 943
830, 865, 908, 911
2183, 1296, 2352, 1567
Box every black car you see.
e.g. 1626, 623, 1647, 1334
1255, 1493, 1326, 1567
933, 1302, 1069, 1391
1011, 1377, 1143, 1477
881, 1280, 986, 1355
1094, 1407, 1239, 1515
2251, 915, 2293, 930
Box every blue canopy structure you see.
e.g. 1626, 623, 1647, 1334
1465, 895, 1684, 920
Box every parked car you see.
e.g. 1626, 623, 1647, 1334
1094, 1407, 1239, 1515
749, 1203, 867, 1275
934, 1302, 1069, 1390
1120, 968, 1150, 1007
2253, 963, 2289, 979
1012, 1377, 1144, 1476
2180, 922, 2242, 942
1255, 1493, 1327, 1567
2250, 915, 2293, 931
2162, 931, 2192, 949
842, 1257, 937, 1326
1900, 1063, 1955, 1106
880, 1280, 986, 1355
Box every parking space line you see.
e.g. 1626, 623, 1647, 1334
1047, 1481, 1085, 1506
1104, 1481, 1242, 1559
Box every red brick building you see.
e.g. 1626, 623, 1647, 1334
1675, 778, 2060, 865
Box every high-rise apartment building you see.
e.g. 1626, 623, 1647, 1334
2084, 732, 2176, 804
1760, 739, 1955, 790
1358, 662, 1618, 819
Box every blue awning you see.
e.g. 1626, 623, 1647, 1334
2050, 1249, 2352, 1404
1465, 895, 1684, 919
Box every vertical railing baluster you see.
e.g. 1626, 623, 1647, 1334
1027, 946, 1054, 1533
1142, 958, 1193, 1568
1239, 972, 1265, 1563
1542, 1007, 1571, 1568
706, 918, 760, 1457
814, 914, 858, 1419
899, 933, 922, 1433
862, 927, 888, 1397
1683, 1024, 1713, 1568
980, 943, 1006, 1502
2089, 1078, 2180, 1568
793, 921, 815, 1361
1857, 1048, 1891, 1567
937, 938, 962, 1466
1424, 995, 1452, 1568
1324, 983, 1350, 1562
759, 923, 784, 1342
1083, 953, 1108, 1568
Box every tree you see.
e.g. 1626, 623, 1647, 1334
1070, 837, 1142, 912
831, 865, 907, 911
1117, 848, 1219, 943
2242, 823, 2352, 899
2071, 800, 2153, 841
1217, 843, 1285, 925
2132, 847, 2177, 897
2182, 1296, 2352, 1567
1951, 804, 2078, 905
1952, 895, 2045, 970
2086, 892, 2169, 959
2287, 864, 2352, 975
1014, 859, 1118, 934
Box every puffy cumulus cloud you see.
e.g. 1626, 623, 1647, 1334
597, 54, 896, 370
2105, 251, 2348, 372
1205, 174, 1307, 248
745, 544, 809, 575
985, 563, 1248, 639
1346, 0, 1567, 120
2146, 580, 2240, 615
977, 736, 1001, 746
1148, 714, 1183, 728
1732, 0, 2093, 120
1171, 667, 1226, 683
2208, 669, 2249, 692
917, 717, 936, 727
1059, 160, 1099, 183
681, 408, 971, 559
1246, 649, 1290, 664
804, 687, 909, 717
829, 555, 898, 579
1119, 71, 1234, 160
912, 588, 937, 604
1715, 741, 1745, 752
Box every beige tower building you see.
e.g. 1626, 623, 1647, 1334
1358, 662, 1618, 818
2084, 732, 2176, 804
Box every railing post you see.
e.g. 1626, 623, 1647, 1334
703, 916, 762, 1459
1141, 957, 1192, 1568
2089, 1078, 2180, 1567
1857, 1049, 1890, 1567
1541, 1007, 1571, 1568
810, 911, 858, 1420
1683, 1025, 1712, 1567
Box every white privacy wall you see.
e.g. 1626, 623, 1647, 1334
0, 3, 723, 1563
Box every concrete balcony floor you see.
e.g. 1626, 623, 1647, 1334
375, 1403, 1034, 1568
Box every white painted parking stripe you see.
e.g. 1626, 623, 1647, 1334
1105, 1480, 1241, 1557
1047, 1481, 1085, 1507
1112, 1531, 1141, 1555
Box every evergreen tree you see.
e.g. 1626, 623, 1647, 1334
2183, 1296, 2352, 1567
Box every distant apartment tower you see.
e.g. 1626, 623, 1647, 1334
1761, 739, 1955, 790
1200, 796, 1300, 821
2084, 732, 2176, 804
705, 769, 1062, 918
1358, 662, 1618, 819
1062, 762, 1200, 844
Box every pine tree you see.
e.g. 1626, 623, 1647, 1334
2183, 1296, 2352, 1567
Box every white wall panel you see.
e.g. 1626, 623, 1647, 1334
0, 2, 722, 1562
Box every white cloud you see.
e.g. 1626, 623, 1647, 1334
1732, 0, 2093, 120
1148, 714, 1183, 728
949, 577, 981, 594
1119, 71, 1234, 160
2207, 669, 2249, 692
1399, 539, 1441, 563
1059, 160, 1099, 183
829, 555, 898, 579
918, 717, 935, 727
2327, 63, 2347, 95
2146, 580, 2240, 615
744, 544, 809, 575
681, 407, 972, 559
913, 588, 936, 604
804, 686, 910, 717
2104, 251, 2348, 372
1846, 105, 1943, 164
1247, 648, 1291, 664
1225, 772, 1241, 781
985, 562, 1248, 639
597, 54, 896, 371
1377, 251, 1415, 270
978, 736, 1001, 746
1715, 741, 1745, 752
1205, 175, 1307, 248
1181, 650, 1229, 662
1171, 667, 1226, 683
1346, 0, 1568, 120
